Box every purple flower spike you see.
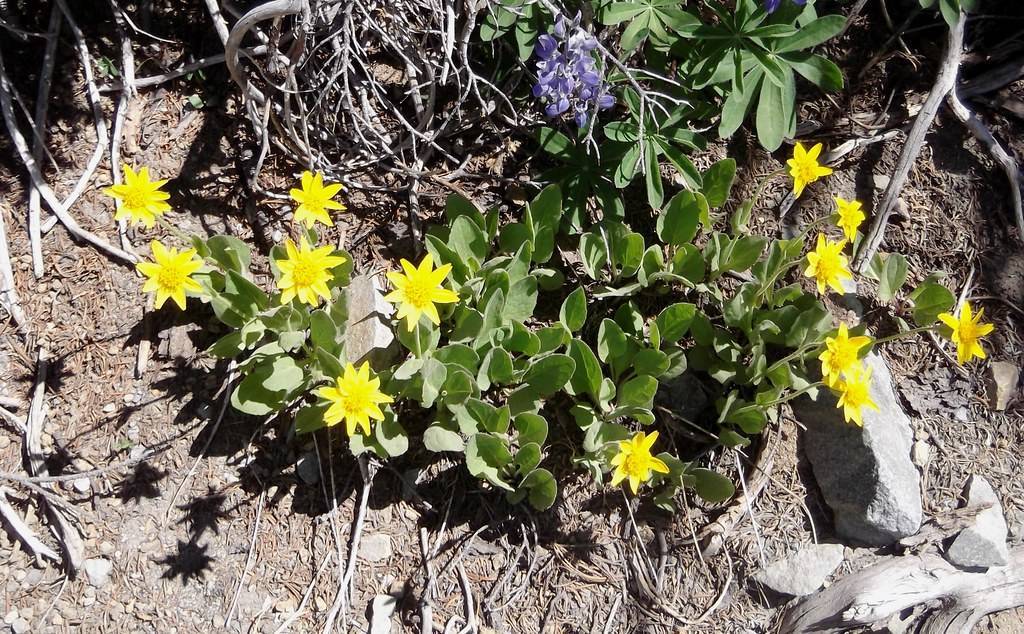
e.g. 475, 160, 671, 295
532, 14, 615, 127
764, 0, 805, 13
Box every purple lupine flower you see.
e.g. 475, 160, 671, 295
532, 13, 614, 127
764, 0, 806, 13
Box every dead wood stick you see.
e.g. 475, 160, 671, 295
0, 198, 28, 330
947, 88, 1024, 240
854, 16, 966, 273
0, 486, 59, 563
0, 50, 136, 264
98, 46, 270, 93
698, 422, 778, 558
782, 547, 1024, 633
23, 348, 84, 571
27, 4, 61, 279
959, 55, 1024, 99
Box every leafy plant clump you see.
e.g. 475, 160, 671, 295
111, 140, 988, 513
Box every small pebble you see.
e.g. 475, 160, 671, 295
13, 569, 26, 582
0, 436, 10, 450
4, 610, 18, 625
12, 618, 30, 634
102, 403, 116, 414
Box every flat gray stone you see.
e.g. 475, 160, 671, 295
946, 475, 1008, 569
369, 594, 398, 634
344, 275, 398, 367
986, 361, 1018, 411
754, 543, 845, 597
83, 557, 113, 588
793, 352, 922, 545
359, 534, 393, 563
295, 451, 320, 485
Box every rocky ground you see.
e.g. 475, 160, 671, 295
1, 1, 1024, 633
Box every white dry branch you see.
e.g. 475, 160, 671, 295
0, 486, 60, 564
782, 547, 1024, 633
854, 14, 966, 272
27, 3, 62, 279
0, 49, 136, 265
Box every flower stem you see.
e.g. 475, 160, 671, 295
767, 381, 826, 407
749, 167, 788, 207
763, 341, 821, 377
871, 325, 936, 346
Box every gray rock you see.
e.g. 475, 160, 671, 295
369, 594, 398, 634
11, 618, 29, 634
344, 275, 398, 367
359, 534, 393, 563
295, 451, 320, 485
753, 543, 845, 597
794, 352, 922, 545
946, 475, 1009, 569
986, 361, 1018, 411
83, 557, 113, 588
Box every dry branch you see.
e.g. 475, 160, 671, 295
0, 486, 59, 563
854, 15, 966, 272
782, 547, 1024, 633
947, 88, 1024, 240
0, 49, 136, 265
27, 4, 61, 279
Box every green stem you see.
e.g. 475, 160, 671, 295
872, 325, 936, 346
156, 215, 193, 245
767, 381, 826, 407
749, 167, 788, 206
763, 341, 821, 377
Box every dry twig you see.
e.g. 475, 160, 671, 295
855, 16, 966, 272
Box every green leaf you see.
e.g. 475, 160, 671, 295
702, 159, 737, 208
530, 184, 562, 263
597, 319, 628, 363
398, 319, 441, 357
908, 281, 955, 326
514, 443, 542, 476
445, 192, 485, 228
209, 331, 244, 358
294, 403, 328, 435
374, 410, 408, 458
466, 433, 514, 491
658, 191, 702, 246
783, 52, 844, 91
560, 287, 587, 332
523, 354, 576, 397
618, 375, 658, 409
503, 276, 538, 322
478, 347, 514, 389
434, 344, 480, 372
775, 15, 847, 53
309, 310, 340, 356
423, 420, 465, 452
720, 69, 763, 139
867, 252, 909, 302
448, 216, 488, 269
207, 235, 252, 273
421, 358, 447, 408
755, 67, 791, 151
656, 303, 697, 342
579, 233, 609, 280
522, 468, 557, 510
441, 367, 475, 405
690, 468, 735, 503
633, 348, 670, 377
536, 324, 570, 354
643, 142, 664, 208
231, 355, 305, 416
514, 413, 548, 446
315, 348, 344, 379
568, 339, 603, 402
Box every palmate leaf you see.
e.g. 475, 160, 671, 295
598, 0, 699, 51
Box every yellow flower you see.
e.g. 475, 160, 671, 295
787, 142, 833, 198
290, 170, 346, 228
383, 254, 460, 331
938, 301, 995, 365
832, 363, 879, 427
102, 164, 172, 228
136, 239, 203, 310
610, 431, 670, 494
819, 323, 872, 386
275, 236, 347, 306
804, 233, 852, 295
317, 362, 393, 436
835, 197, 865, 242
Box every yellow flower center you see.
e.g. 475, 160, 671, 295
794, 160, 819, 185
403, 279, 433, 309
340, 384, 372, 417
156, 261, 188, 293
620, 453, 646, 479
829, 344, 856, 373
957, 320, 980, 343
122, 188, 147, 210
291, 257, 320, 288
815, 250, 843, 282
